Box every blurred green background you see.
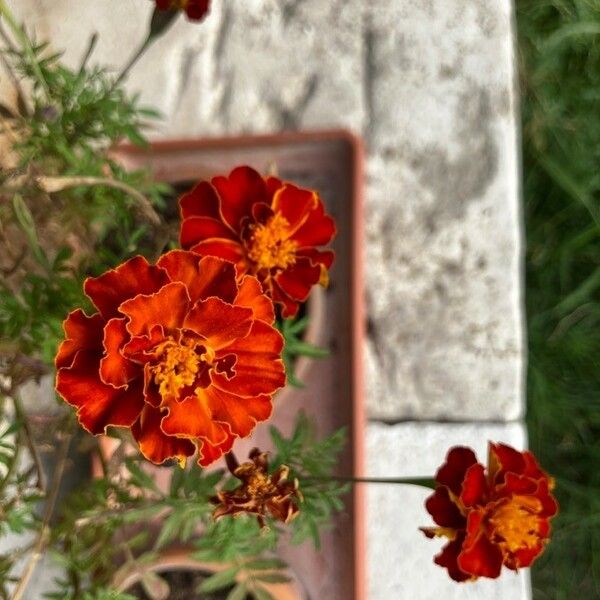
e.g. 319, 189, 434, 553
517, 1, 600, 598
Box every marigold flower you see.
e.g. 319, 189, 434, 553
154, 0, 210, 21
179, 166, 336, 318
212, 449, 302, 528
55, 251, 285, 467
420, 442, 558, 581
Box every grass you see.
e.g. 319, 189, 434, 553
516, 1, 600, 598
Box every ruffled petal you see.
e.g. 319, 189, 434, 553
180, 216, 237, 248
290, 201, 336, 247
297, 248, 335, 270
99, 318, 138, 388
190, 239, 246, 270
270, 280, 298, 318
458, 530, 503, 579
203, 385, 272, 438
434, 534, 471, 582
234, 275, 275, 324
119, 282, 190, 336
424, 486, 466, 529
160, 393, 228, 446
55, 309, 104, 370
179, 181, 221, 221
212, 166, 268, 233
157, 251, 238, 305
132, 403, 196, 465
213, 320, 285, 396
460, 463, 488, 508
56, 350, 144, 434
183, 297, 253, 350
488, 442, 526, 486
436, 446, 479, 496
197, 429, 236, 467
84, 256, 168, 320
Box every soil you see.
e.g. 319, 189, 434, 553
127, 568, 250, 600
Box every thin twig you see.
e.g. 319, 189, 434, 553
10, 431, 72, 600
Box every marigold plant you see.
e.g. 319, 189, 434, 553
154, 0, 210, 21
420, 442, 558, 581
55, 250, 285, 466
179, 165, 336, 318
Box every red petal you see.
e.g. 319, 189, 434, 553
458, 531, 503, 579
190, 239, 246, 270
291, 201, 336, 247
506, 543, 544, 570
84, 256, 168, 320
264, 175, 283, 199
488, 442, 526, 486
157, 251, 238, 305
132, 404, 196, 465
197, 429, 235, 467
204, 385, 273, 438
122, 325, 166, 364
212, 166, 268, 233
460, 463, 488, 508
213, 320, 285, 396
424, 486, 466, 529
183, 297, 253, 350
99, 318, 138, 388
271, 185, 317, 233
185, 0, 210, 20
180, 216, 236, 248
234, 275, 275, 323
495, 472, 538, 498
56, 351, 144, 434
119, 282, 190, 336
297, 248, 335, 269
436, 446, 479, 496
274, 258, 321, 302
434, 534, 472, 582
55, 309, 104, 370
180, 180, 221, 220
270, 281, 299, 318
161, 393, 228, 445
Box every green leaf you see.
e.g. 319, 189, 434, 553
253, 573, 291, 584
226, 583, 248, 600
243, 558, 287, 571
251, 586, 275, 600
198, 567, 239, 593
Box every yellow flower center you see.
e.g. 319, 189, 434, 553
150, 337, 209, 399
246, 213, 298, 272
489, 496, 543, 554
246, 471, 278, 499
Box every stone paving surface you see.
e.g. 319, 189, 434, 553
366, 421, 531, 600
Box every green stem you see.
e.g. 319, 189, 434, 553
0, 0, 50, 100
111, 36, 153, 90
308, 475, 437, 489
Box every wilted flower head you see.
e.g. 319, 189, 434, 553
179, 165, 336, 318
212, 449, 302, 528
55, 251, 285, 467
420, 442, 558, 581
154, 0, 211, 21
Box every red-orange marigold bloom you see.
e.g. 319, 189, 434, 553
179, 166, 336, 318
420, 442, 558, 581
55, 251, 285, 467
154, 0, 210, 21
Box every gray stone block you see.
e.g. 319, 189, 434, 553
5, 0, 524, 422
366, 421, 531, 600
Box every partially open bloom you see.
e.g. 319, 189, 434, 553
55, 251, 285, 466
154, 0, 211, 21
212, 449, 302, 528
179, 166, 336, 318
420, 443, 558, 581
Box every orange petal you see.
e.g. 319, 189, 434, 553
84, 256, 169, 320
119, 282, 190, 336
55, 309, 104, 370
197, 428, 236, 467
179, 180, 221, 220
132, 403, 196, 465
157, 251, 238, 305
190, 239, 246, 271
271, 185, 317, 233
99, 318, 138, 389
458, 531, 503, 579
180, 216, 237, 248
203, 385, 272, 438
184, 297, 253, 350
212, 166, 268, 233
161, 393, 228, 445
213, 320, 285, 397
56, 350, 145, 434
234, 275, 275, 324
